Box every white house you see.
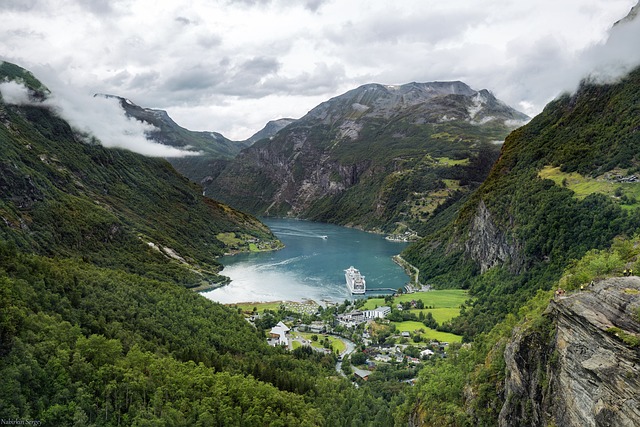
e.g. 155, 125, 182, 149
268, 321, 290, 347
420, 349, 435, 358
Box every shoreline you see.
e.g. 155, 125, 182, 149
392, 254, 420, 287
206, 217, 411, 304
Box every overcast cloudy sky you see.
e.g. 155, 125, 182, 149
1, 0, 639, 144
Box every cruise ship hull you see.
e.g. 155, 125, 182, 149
345, 266, 366, 294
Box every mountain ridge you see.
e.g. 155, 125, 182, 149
404, 66, 640, 338
101, 93, 298, 187
0, 62, 280, 289
206, 79, 528, 234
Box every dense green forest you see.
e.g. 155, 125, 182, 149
0, 247, 400, 425
397, 67, 640, 424
3, 58, 640, 426
406, 234, 640, 426
0, 61, 277, 289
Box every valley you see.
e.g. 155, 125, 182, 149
2, 3, 640, 423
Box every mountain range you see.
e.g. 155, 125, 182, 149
0, 61, 399, 425
2, 4, 640, 423
204, 81, 528, 234
105, 93, 295, 187
406, 40, 640, 427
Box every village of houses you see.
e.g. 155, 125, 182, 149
232, 290, 466, 383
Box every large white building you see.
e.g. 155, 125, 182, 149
364, 306, 391, 319
337, 306, 391, 327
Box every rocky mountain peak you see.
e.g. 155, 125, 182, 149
615, 0, 639, 26
304, 80, 527, 126
246, 118, 296, 144
95, 93, 177, 129
208, 78, 527, 232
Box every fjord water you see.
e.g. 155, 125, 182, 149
203, 218, 409, 304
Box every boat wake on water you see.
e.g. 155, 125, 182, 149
273, 231, 330, 240
255, 254, 315, 270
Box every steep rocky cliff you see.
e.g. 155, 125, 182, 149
209, 81, 527, 233
499, 277, 640, 427
406, 5, 640, 293
463, 200, 524, 273
404, 66, 640, 330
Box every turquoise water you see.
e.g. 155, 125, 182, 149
203, 218, 409, 304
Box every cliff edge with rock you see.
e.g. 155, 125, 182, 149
500, 277, 640, 427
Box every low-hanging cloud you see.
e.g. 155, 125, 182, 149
0, 78, 199, 158
1, 0, 638, 139
578, 10, 640, 85
494, 3, 640, 115
0, 80, 34, 104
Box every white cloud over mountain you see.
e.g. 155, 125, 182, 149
0, 0, 638, 140
0, 77, 198, 157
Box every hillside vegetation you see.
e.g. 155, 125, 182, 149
398, 64, 640, 425
0, 62, 400, 425
0, 62, 279, 289
405, 234, 640, 426
404, 66, 640, 338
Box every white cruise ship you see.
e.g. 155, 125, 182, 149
345, 266, 366, 294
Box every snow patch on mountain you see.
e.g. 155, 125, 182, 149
352, 103, 369, 112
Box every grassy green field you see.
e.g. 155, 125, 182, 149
229, 301, 285, 312
361, 289, 468, 311
442, 179, 461, 190
362, 290, 466, 342
216, 232, 244, 246
298, 332, 346, 353
392, 321, 462, 343
435, 157, 470, 166
408, 307, 461, 324
539, 166, 640, 209
394, 290, 468, 306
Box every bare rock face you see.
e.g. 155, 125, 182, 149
464, 200, 524, 273
499, 277, 640, 427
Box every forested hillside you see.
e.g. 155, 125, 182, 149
109, 96, 296, 191
0, 62, 279, 289
0, 248, 398, 425
103, 94, 253, 187
0, 62, 399, 425
404, 66, 640, 338
396, 64, 640, 424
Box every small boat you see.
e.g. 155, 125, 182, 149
345, 266, 366, 294
320, 235, 328, 240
